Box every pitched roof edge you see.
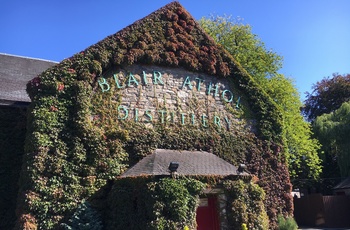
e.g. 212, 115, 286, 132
0, 99, 30, 107
31, 1, 284, 143
0, 53, 58, 64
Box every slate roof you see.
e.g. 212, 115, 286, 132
0, 53, 57, 106
333, 177, 350, 190
121, 149, 248, 177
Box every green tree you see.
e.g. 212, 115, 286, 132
199, 16, 282, 83
303, 73, 350, 192
265, 75, 321, 182
199, 16, 322, 184
313, 101, 350, 178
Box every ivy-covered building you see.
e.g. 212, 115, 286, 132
1, 2, 293, 229
0, 53, 56, 229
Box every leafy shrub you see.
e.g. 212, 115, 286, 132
61, 201, 103, 230
277, 215, 298, 230
224, 180, 269, 230
106, 177, 205, 230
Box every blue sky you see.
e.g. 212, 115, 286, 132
1, 0, 349, 101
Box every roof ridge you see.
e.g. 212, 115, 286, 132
0, 52, 58, 63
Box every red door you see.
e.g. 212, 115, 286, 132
196, 196, 220, 230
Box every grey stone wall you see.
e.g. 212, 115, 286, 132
97, 64, 247, 131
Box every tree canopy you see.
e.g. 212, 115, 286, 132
303, 73, 350, 122
313, 101, 350, 177
199, 16, 282, 83
264, 75, 321, 182
199, 16, 322, 183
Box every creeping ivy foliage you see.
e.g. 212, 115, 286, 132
148, 178, 205, 230
223, 180, 269, 230
105, 177, 269, 230
106, 177, 205, 230
16, 2, 292, 229
199, 15, 322, 189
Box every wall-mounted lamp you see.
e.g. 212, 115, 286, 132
237, 163, 246, 174
168, 162, 179, 172
168, 162, 179, 178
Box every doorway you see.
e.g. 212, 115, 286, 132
196, 195, 220, 230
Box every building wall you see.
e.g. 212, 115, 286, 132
97, 64, 248, 130
0, 106, 27, 229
